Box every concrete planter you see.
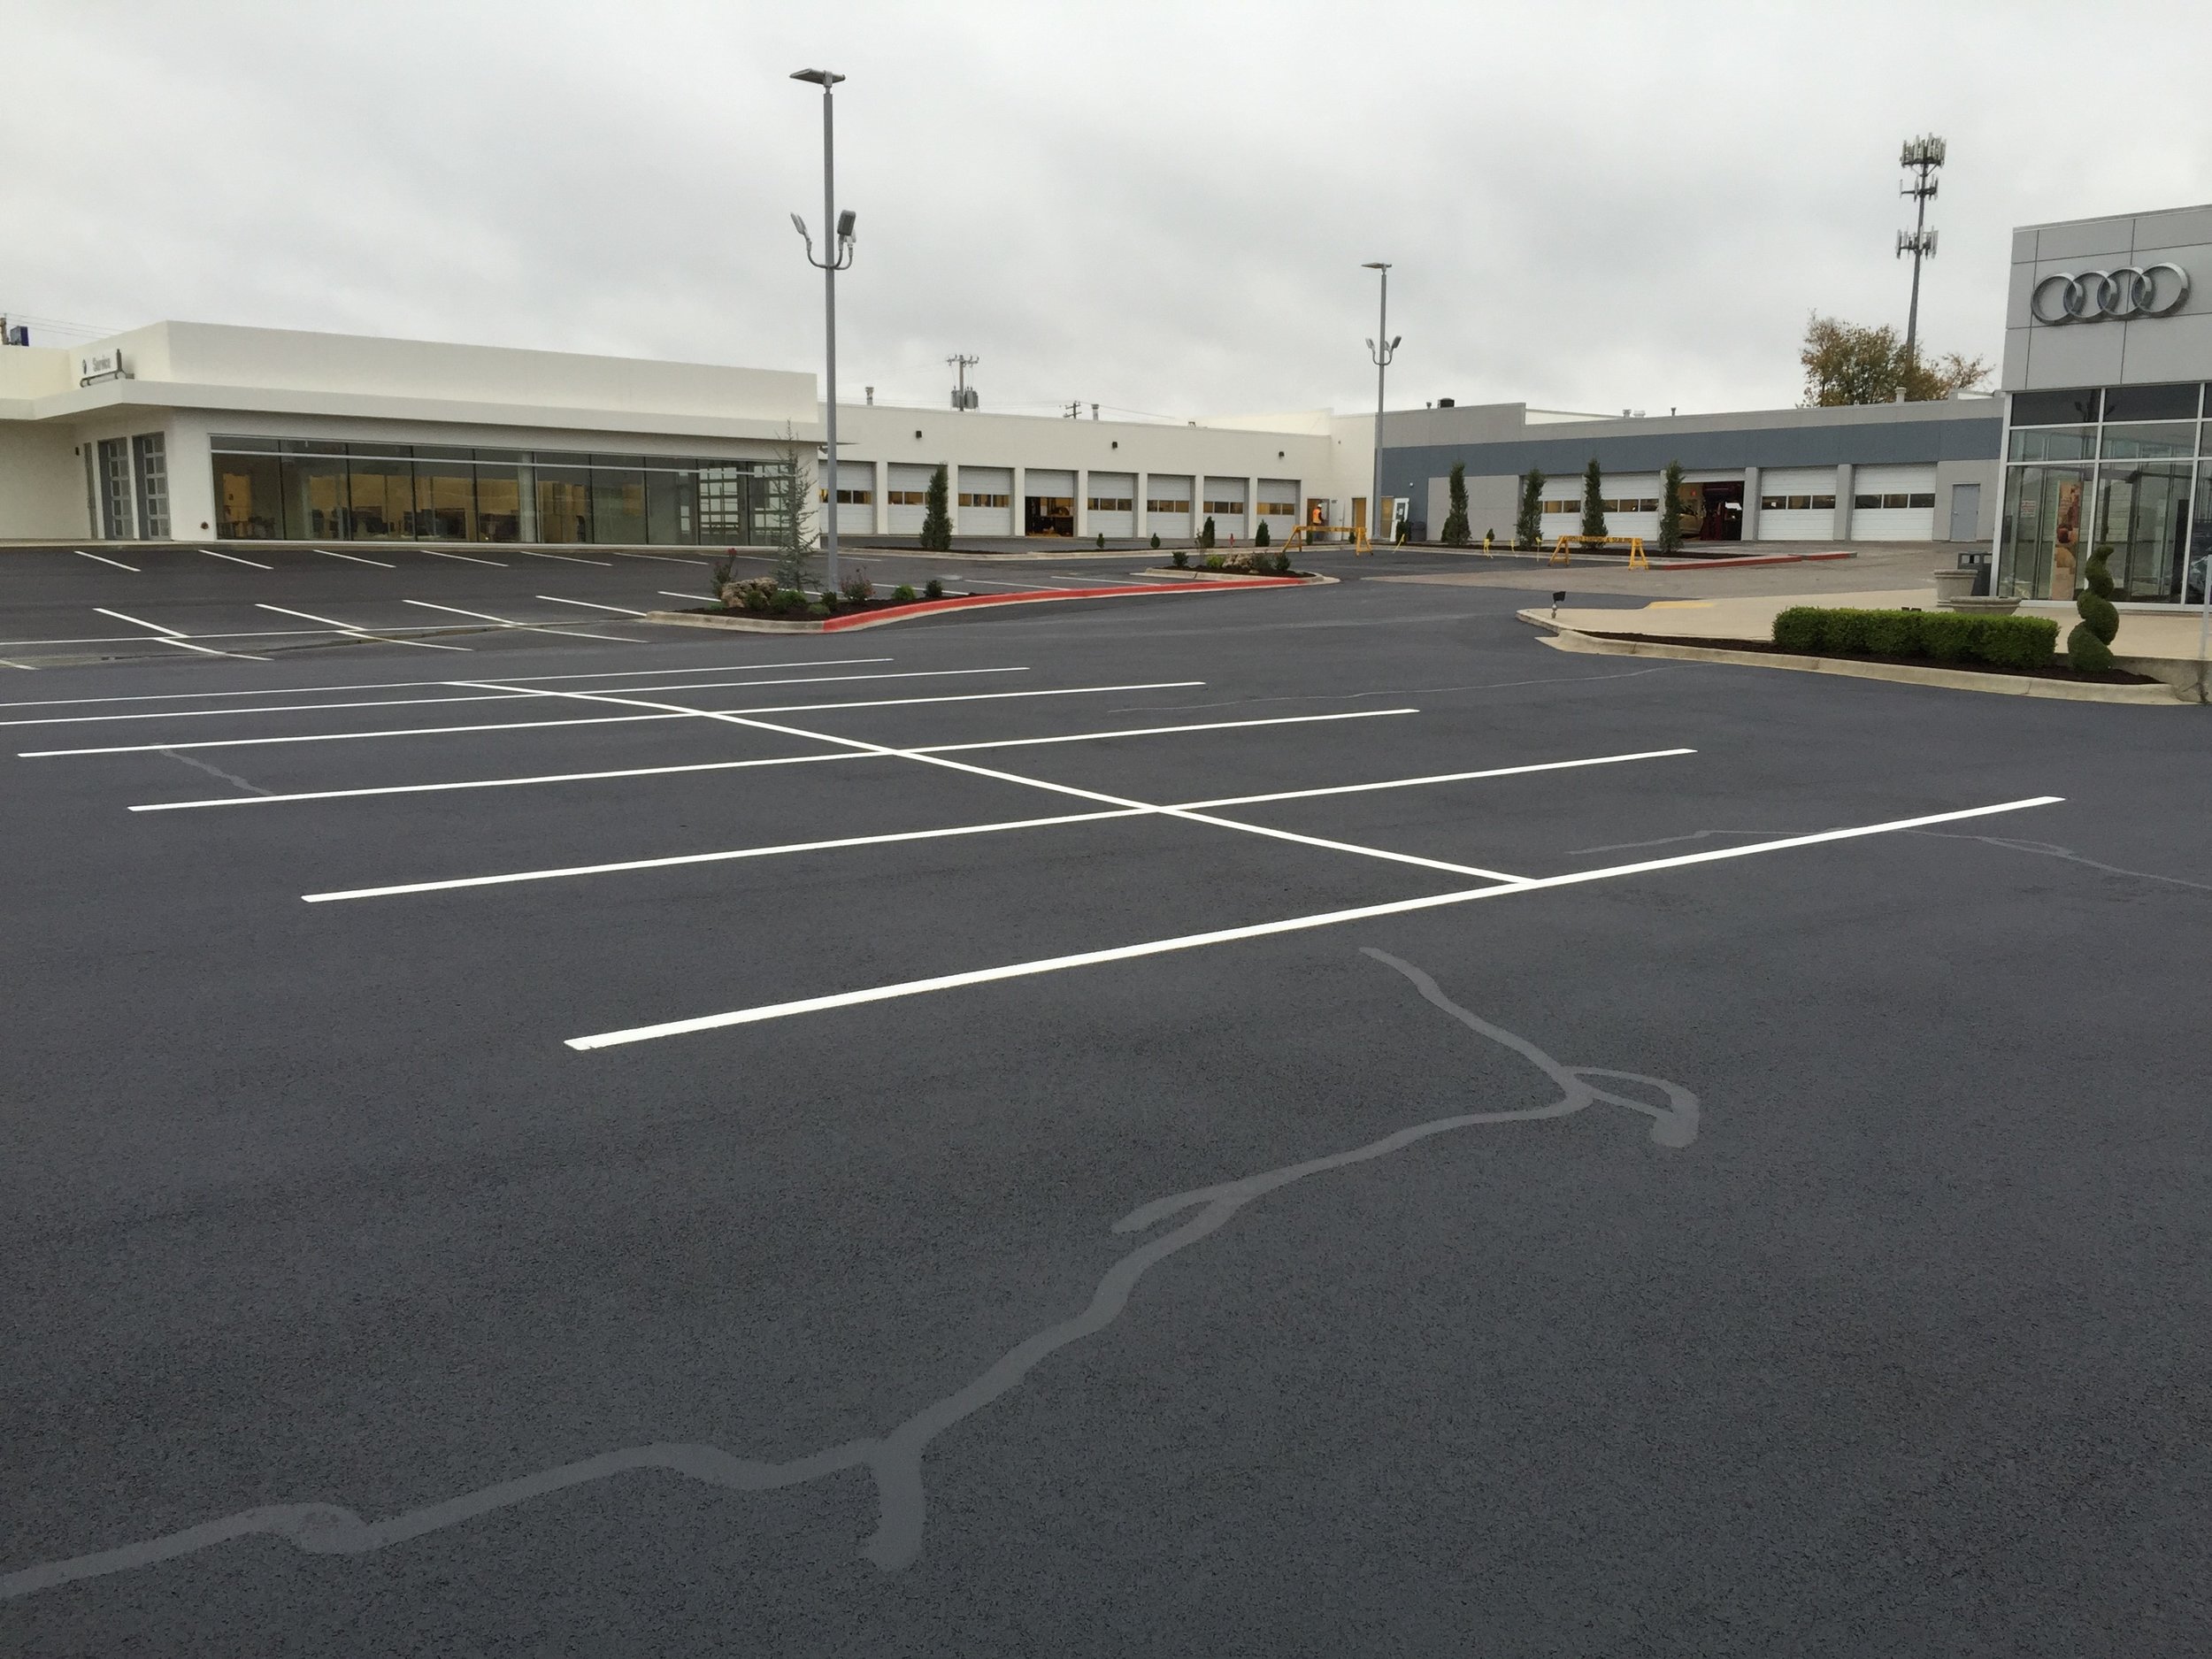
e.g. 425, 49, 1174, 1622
1948, 595, 2020, 616
1932, 568, 1978, 607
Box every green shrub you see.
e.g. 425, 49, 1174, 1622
806, 601, 830, 618
1770, 607, 2058, 671
1150, 531, 1161, 549
2069, 546, 2119, 671
1441, 462, 1471, 546
1200, 516, 1217, 549
1255, 520, 1271, 548
840, 566, 874, 603
1203, 554, 1225, 571
1271, 550, 1294, 574
925, 578, 944, 600
1821, 608, 1873, 654
892, 583, 918, 603
1171, 548, 1188, 568
1982, 615, 2059, 668
1095, 532, 1105, 549
769, 588, 807, 616
1863, 611, 1923, 657
1918, 611, 1974, 663
1772, 607, 1824, 654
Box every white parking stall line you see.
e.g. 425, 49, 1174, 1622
73, 550, 140, 572
400, 601, 630, 642
300, 736, 1681, 903
609, 549, 712, 566
3, 667, 1023, 728
155, 638, 273, 663
422, 550, 508, 567
565, 797, 2067, 1048
536, 595, 647, 615
256, 604, 473, 653
127, 706, 1389, 811
313, 548, 396, 567
200, 549, 273, 570
26, 680, 1202, 757
94, 607, 180, 636
658, 591, 714, 603
516, 550, 613, 566
0, 657, 901, 712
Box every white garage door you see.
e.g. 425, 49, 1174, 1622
887, 462, 938, 535
1757, 466, 1838, 541
1202, 476, 1248, 539
1851, 464, 1937, 541
1147, 472, 1193, 540
834, 463, 876, 536
1024, 468, 1076, 536
1256, 477, 1299, 540
958, 465, 1013, 535
1087, 470, 1135, 538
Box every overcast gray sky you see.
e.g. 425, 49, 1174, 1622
8, 0, 2211, 421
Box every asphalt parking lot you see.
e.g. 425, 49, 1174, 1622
3, 548, 2208, 1655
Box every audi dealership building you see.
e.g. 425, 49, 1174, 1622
3, 202, 2209, 609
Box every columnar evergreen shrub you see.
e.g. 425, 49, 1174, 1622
1200, 516, 1217, 549
1513, 470, 1545, 549
918, 464, 952, 551
2068, 546, 2120, 671
1579, 458, 1606, 541
1441, 462, 1471, 546
1657, 461, 1686, 557
1255, 520, 1271, 548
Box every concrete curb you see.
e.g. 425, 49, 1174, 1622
1517, 611, 2193, 703
646, 576, 1320, 634
1132, 568, 1333, 584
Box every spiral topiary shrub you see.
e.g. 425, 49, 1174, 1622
2068, 545, 2119, 672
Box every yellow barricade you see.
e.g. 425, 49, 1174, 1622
1550, 534, 1648, 570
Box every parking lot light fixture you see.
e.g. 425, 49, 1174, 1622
1363, 263, 1398, 543
792, 69, 854, 588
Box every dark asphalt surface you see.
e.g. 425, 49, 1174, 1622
2, 545, 2207, 1655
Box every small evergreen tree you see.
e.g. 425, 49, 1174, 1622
1254, 520, 1271, 548
1657, 460, 1686, 557
1200, 516, 1217, 549
767, 426, 818, 591
1579, 458, 1606, 541
1149, 531, 1160, 549
1441, 462, 1471, 545
1513, 469, 1545, 549
918, 463, 951, 551
2068, 546, 2119, 671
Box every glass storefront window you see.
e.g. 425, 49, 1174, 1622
699, 464, 757, 542
2093, 463, 2193, 603
2192, 463, 2212, 604
535, 464, 594, 543
589, 457, 648, 544
2101, 383, 2200, 423
2011, 388, 2101, 426
284, 452, 349, 541
2008, 426, 2094, 463
1998, 464, 2088, 600
2099, 422, 2194, 461
645, 465, 695, 544
346, 453, 416, 539
216, 452, 282, 538
472, 460, 525, 541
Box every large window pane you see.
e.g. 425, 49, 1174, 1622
2102, 383, 2200, 422
215, 451, 283, 538
281, 452, 349, 541
2192, 463, 2212, 604
2093, 462, 2193, 603
2100, 422, 2194, 461
2011, 388, 2101, 426
2008, 426, 2094, 462
473, 460, 523, 541
698, 464, 757, 542
413, 457, 477, 541
645, 465, 695, 544
1998, 464, 2088, 599
345, 453, 415, 540
535, 464, 593, 542
589, 457, 647, 544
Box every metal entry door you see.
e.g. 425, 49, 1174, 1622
1948, 482, 1981, 542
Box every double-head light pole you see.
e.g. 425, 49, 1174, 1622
1363, 262, 1400, 543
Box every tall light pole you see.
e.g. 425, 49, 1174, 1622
1896, 134, 1945, 380
1363, 262, 1399, 545
791, 68, 855, 588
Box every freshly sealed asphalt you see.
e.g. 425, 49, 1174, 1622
2, 543, 2207, 1655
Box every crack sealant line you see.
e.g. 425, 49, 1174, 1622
565, 795, 2064, 1048
476, 682, 1517, 886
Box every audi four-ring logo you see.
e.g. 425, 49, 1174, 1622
2031, 264, 2191, 325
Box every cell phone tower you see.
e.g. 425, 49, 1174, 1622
1897, 135, 1946, 373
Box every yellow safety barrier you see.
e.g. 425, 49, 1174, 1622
1550, 534, 1648, 570
1286, 525, 1373, 557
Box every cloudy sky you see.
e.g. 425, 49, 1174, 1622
8, 1, 2211, 421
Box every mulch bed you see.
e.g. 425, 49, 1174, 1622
1581, 630, 2162, 686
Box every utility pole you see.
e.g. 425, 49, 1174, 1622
791, 68, 856, 588
948, 353, 978, 411
1362, 262, 1400, 544
1897, 134, 1945, 380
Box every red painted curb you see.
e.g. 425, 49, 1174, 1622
818, 577, 1303, 631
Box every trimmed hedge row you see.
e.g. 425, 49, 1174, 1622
1771, 607, 2058, 671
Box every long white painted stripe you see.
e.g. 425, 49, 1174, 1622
200, 549, 273, 569
313, 548, 396, 567
0, 667, 1023, 727
255, 604, 472, 653
535, 595, 647, 616
306, 809, 1145, 901
301, 733, 1657, 902
73, 550, 140, 571
125, 708, 1404, 811
402, 600, 626, 641
565, 797, 2066, 1048
516, 550, 611, 565
486, 683, 1513, 883
27, 680, 1202, 756
609, 549, 712, 565
1182, 748, 1699, 809
422, 550, 507, 567
94, 607, 179, 636
0, 658, 897, 711
156, 638, 269, 662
